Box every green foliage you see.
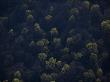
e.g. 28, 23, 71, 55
1, 0, 108, 82
50, 81, 56, 82
68, 15, 75, 22
14, 71, 22, 79
96, 68, 103, 77
90, 53, 98, 62
61, 64, 70, 73
70, 8, 79, 15
50, 28, 59, 37
41, 73, 53, 82
45, 15, 53, 21
36, 39, 49, 47
12, 78, 21, 82
45, 57, 63, 71
86, 42, 98, 53
29, 41, 36, 47
8, 29, 14, 35
21, 28, 29, 34
74, 52, 83, 60
91, 4, 100, 12
41, 73, 57, 82
96, 78, 101, 82
34, 23, 42, 32
36, 40, 45, 47
2, 80, 8, 82
26, 14, 34, 22
25, 10, 32, 16
53, 38, 61, 47
56, 61, 62, 68
83, 1, 90, 9
62, 47, 70, 55
101, 20, 110, 31
46, 57, 57, 69
12, 70, 23, 82
67, 37, 74, 45
68, 29, 76, 36
38, 53, 47, 61
25, 9, 33, 22
0, 17, 8, 21
42, 39, 49, 46
42, 46, 50, 53
83, 69, 95, 79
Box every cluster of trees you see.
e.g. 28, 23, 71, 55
0, 0, 110, 82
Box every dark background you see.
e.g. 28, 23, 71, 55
0, 0, 110, 16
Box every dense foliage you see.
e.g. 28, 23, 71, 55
0, 0, 110, 82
